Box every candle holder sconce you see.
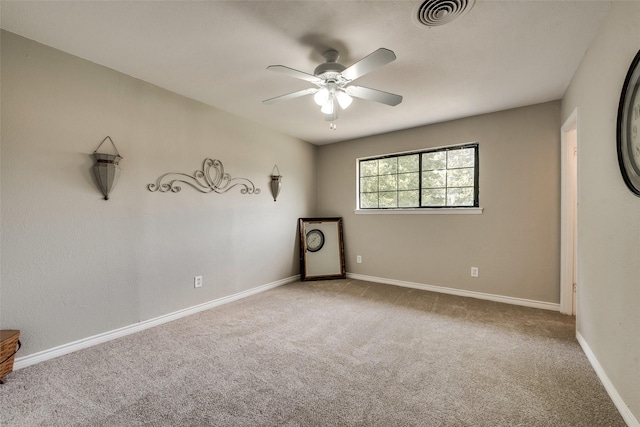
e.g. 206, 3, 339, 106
92, 136, 123, 200
270, 165, 282, 202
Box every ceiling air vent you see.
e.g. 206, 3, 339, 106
415, 0, 476, 27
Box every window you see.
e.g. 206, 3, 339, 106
358, 144, 478, 209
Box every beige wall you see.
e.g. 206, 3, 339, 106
561, 1, 640, 420
317, 102, 561, 304
0, 31, 316, 357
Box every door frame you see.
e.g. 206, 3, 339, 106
560, 108, 578, 315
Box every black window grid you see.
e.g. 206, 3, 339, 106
359, 144, 479, 209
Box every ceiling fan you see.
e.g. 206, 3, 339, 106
263, 48, 403, 124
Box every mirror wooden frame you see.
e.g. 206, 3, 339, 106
298, 217, 346, 281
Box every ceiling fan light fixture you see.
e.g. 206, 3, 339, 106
336, 90, 353, 110
314, 87, 329, 106
321, 98, 334, 115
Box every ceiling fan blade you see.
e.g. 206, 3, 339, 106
346, 85, 403, 106
263, 88, 318, 105
267, 65, 323, 83
340, 48, 397, 81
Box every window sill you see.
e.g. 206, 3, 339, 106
354, 207, 483, 215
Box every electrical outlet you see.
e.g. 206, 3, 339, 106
357, 255, 362, 264
471, 267, 479, 278
194, 275, 203, 288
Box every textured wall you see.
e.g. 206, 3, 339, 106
561, 2, 640, 420
0, 31, 316, 357
317, 102, 561, 304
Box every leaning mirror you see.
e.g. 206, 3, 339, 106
299, 217, 346, 281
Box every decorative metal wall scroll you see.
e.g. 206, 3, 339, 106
92, 136, 123, 200
148, 158, 260, 195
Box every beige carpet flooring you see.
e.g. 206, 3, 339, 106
0, 279, 626, 426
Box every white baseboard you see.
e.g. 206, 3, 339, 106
14, 275, 298, 371
346, 273, 560, 311
576, 332, 639, 427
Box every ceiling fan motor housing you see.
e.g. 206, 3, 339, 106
314, 49, 347, 79
314, 63, 346, 79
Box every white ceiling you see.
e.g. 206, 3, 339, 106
0, 1, 611, 145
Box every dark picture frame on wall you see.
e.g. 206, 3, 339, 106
298, 218, 346, 281
616, 49, 640, 196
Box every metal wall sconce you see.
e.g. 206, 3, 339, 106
92, 136, 123, 200
270, 165, 282, 202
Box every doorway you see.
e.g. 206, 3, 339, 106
560, 109, 578, 316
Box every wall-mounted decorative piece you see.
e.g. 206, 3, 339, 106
92, 136, 123, 200
270, 165, 282, 201
148, 158, 260, 195
616, 49, 640, 196
298, 217, 346, 281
